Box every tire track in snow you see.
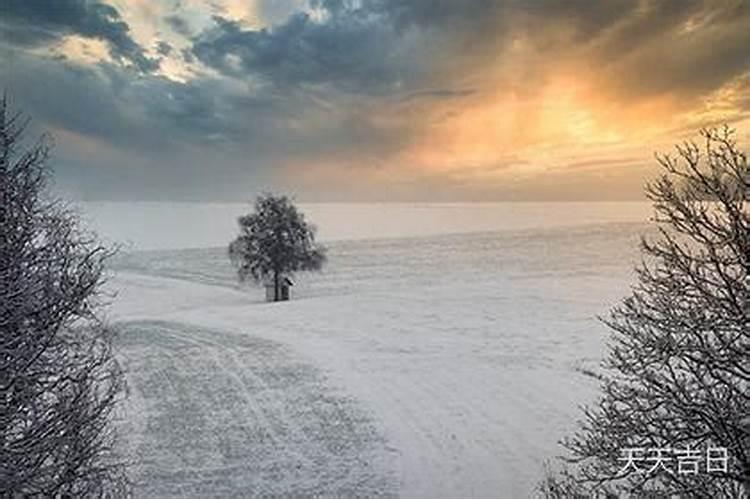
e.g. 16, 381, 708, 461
114, 320, 398, 498
109, 226, 629, 497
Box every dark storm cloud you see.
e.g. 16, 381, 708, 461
189, 0, 512, 93
6, 52, 240, 152
165, 14, 192, 37
181, 48, 195, 63
155, 41, 172, 56
191, 11, 409, 94
0, 0, 158, 72
588, 1, 750, 102
188, 0, 750, 103
5, 55, 416, 200
401, 89, 477, 101
3, 0, 750, 201
8, 0, 750, 139
396, 0, 750, 104
3, 51, 306, 199
6, 47, 407, 165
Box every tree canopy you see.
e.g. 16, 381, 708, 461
543, 127, 748, 498
229, 193, 326, 300
0, 96, 128, 497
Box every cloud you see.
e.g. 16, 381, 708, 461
190, 11, 409, 94
5, 52, 221, 151
165, 14, 192, 37
587, 1, 750, 103
401, 89, 477, 102
187, 0, 750, 106
2, 46, 416, 198
254, 0, 307, 26
0, 0, 159, 72
2, 0, 750, 201
155, 40, 172, 56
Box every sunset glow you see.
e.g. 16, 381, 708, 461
2, 0, 749, 200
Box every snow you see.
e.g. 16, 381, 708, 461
101, 204, 652, 497
83, 201, 653, 250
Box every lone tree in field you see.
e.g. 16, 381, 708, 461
542, 127, 748, 498
229, 193, 326, 301
0, 96, 128, 496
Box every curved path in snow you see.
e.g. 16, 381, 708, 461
109, 226, 640, 497
116, 319, 398, 498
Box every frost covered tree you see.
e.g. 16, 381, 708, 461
229, 193, 326, 301
0, 96, 128, 497
543, 127, 748, 498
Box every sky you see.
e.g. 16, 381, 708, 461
1, 0, 750, 202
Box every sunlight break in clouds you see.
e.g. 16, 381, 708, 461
1, 0, 749, 201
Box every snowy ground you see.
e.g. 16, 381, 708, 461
106, 219, 650, 497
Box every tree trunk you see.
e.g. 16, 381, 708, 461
274, 270, 279, 302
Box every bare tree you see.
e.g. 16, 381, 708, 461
229, 193, 326, 301
542, 127, 748, 498
0, 96, 128, 497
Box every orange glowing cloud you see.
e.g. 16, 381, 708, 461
4, 0, 750, 201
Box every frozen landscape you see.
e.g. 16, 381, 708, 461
93, 202, 654, 497
5, 1, 748, 496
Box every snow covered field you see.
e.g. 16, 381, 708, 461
98, 203, 653, 497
